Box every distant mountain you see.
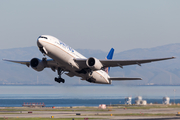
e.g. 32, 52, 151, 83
0, 43, 180, 86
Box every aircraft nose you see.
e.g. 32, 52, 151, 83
37, 38, 43, 48
37, 38, 48, 54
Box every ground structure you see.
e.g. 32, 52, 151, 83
1, 105, 180, 120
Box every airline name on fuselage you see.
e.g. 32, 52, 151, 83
55, 41, 74, 53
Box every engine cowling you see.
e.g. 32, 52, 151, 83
30, 58, 46, 71
86, 57, 103, 70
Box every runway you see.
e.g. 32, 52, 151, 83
1, 106, 180, 120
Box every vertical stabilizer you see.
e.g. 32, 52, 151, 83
105, 48, 114, 74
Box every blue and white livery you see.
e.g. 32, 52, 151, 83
3, 35, 175, 84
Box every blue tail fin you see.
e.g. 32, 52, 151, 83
107, 48, 114, 60
105, 48, 114, 74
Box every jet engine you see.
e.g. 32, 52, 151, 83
86, 57, 103, 70
30, 58, 46, 71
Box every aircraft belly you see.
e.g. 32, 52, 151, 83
89, 71, 110, 84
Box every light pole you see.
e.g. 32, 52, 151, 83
173, 89, 176, 104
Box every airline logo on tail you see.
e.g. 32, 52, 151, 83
105, 48, 114, 74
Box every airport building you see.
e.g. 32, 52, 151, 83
125, 97, 132, 105
163, 97, 170, 105
135, 96, 147, 105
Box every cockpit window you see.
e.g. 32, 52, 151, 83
38, 36, 48, 39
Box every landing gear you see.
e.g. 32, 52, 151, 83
54, 68, 65, 83
42, 57, 47, 62
54, 77, 65, 83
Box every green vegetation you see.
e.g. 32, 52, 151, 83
123, 105, 180, 109
0, 104, 180, 112
0, 118, 94, 120
0, 105, 179, 119
0, 107, 108, 112
108, 104, 180, 109
94, 113, 176, 117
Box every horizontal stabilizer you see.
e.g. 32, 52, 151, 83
109, 77, 142, 81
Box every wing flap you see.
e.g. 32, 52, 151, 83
109, 77, 142, 81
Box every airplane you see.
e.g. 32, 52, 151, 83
3, 35, 175, 84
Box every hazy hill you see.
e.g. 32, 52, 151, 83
0, 43, 180, 86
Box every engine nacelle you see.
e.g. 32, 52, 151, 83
86, 57, 103, 70
30, 58, 46, 72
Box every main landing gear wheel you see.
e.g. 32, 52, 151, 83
54, 68, 65, 83
54, 77, 65, 83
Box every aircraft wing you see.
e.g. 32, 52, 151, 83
3, 58, 76, 77
3, 59, 30, 67
74, 57, 175, 69
100, 57, 175, 68
109, 77, 142, 80
2, 59, 57, 68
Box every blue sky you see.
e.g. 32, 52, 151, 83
0, 0, 180, 52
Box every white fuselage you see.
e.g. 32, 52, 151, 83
37, 35, 111, 84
